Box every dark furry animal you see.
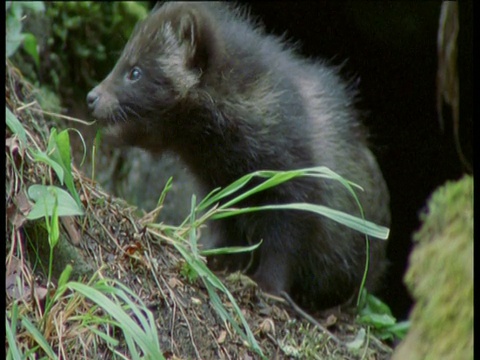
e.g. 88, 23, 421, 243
87, 2, 390, 310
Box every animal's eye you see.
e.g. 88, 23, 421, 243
127, 67, 142, 81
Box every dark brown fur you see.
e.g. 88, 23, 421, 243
87, 2, 390, 310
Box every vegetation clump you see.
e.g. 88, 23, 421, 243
393, 176, 473, 360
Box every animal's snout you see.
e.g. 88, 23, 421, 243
86, 89, 100, 111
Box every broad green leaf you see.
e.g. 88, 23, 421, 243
42, 129, 82, 206
27, 185, 84, 219
385, 321, 410, 339
6, 12, 24, 57
358, 313, 396, 328
52, 129, 81, 205
360, 291, 394, 316
22, 32, 40, 68
9, 2, 24, 19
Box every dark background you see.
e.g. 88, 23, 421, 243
241, 1, 473, 319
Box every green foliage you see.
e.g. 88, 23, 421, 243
27, 185, 83, 220
28, 127, 86, 220
11, 2, 148, 100
6, 1, 44, 62
6, 302, 22, 360
44, 189, 60, 249
24, 128, 83, 220
21, 316, 58, 359
201, 242, 262, 257
6, 106, 28, 150
7, 266, 165, 359
6, 107, 84, 220
179, 261, 199, 284
22, 33, 40, 68
46, 128, 82, 205
67, 279, 165, 360
357, 289, 410, 341
197, 166, 389, 240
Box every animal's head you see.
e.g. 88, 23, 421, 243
87, 2, 220, 126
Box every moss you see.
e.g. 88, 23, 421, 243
393, 175, 473, 360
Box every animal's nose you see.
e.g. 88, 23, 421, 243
86, 89, 99, 110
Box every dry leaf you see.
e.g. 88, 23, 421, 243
7, 191, 31, 227
258, 318, 275, 335
217, 330, 227, 344
168, 277, 184, 289
6, 256, 30, 301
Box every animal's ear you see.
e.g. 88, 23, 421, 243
171, 7, 215, 72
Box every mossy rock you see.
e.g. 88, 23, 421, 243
393, 175, 473, 360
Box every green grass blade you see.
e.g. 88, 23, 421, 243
200, 242, 262, 256
6, 305, 22, 360
22, 317, 58, 359
67, 282, 165, 360
212, 203, 389, 240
